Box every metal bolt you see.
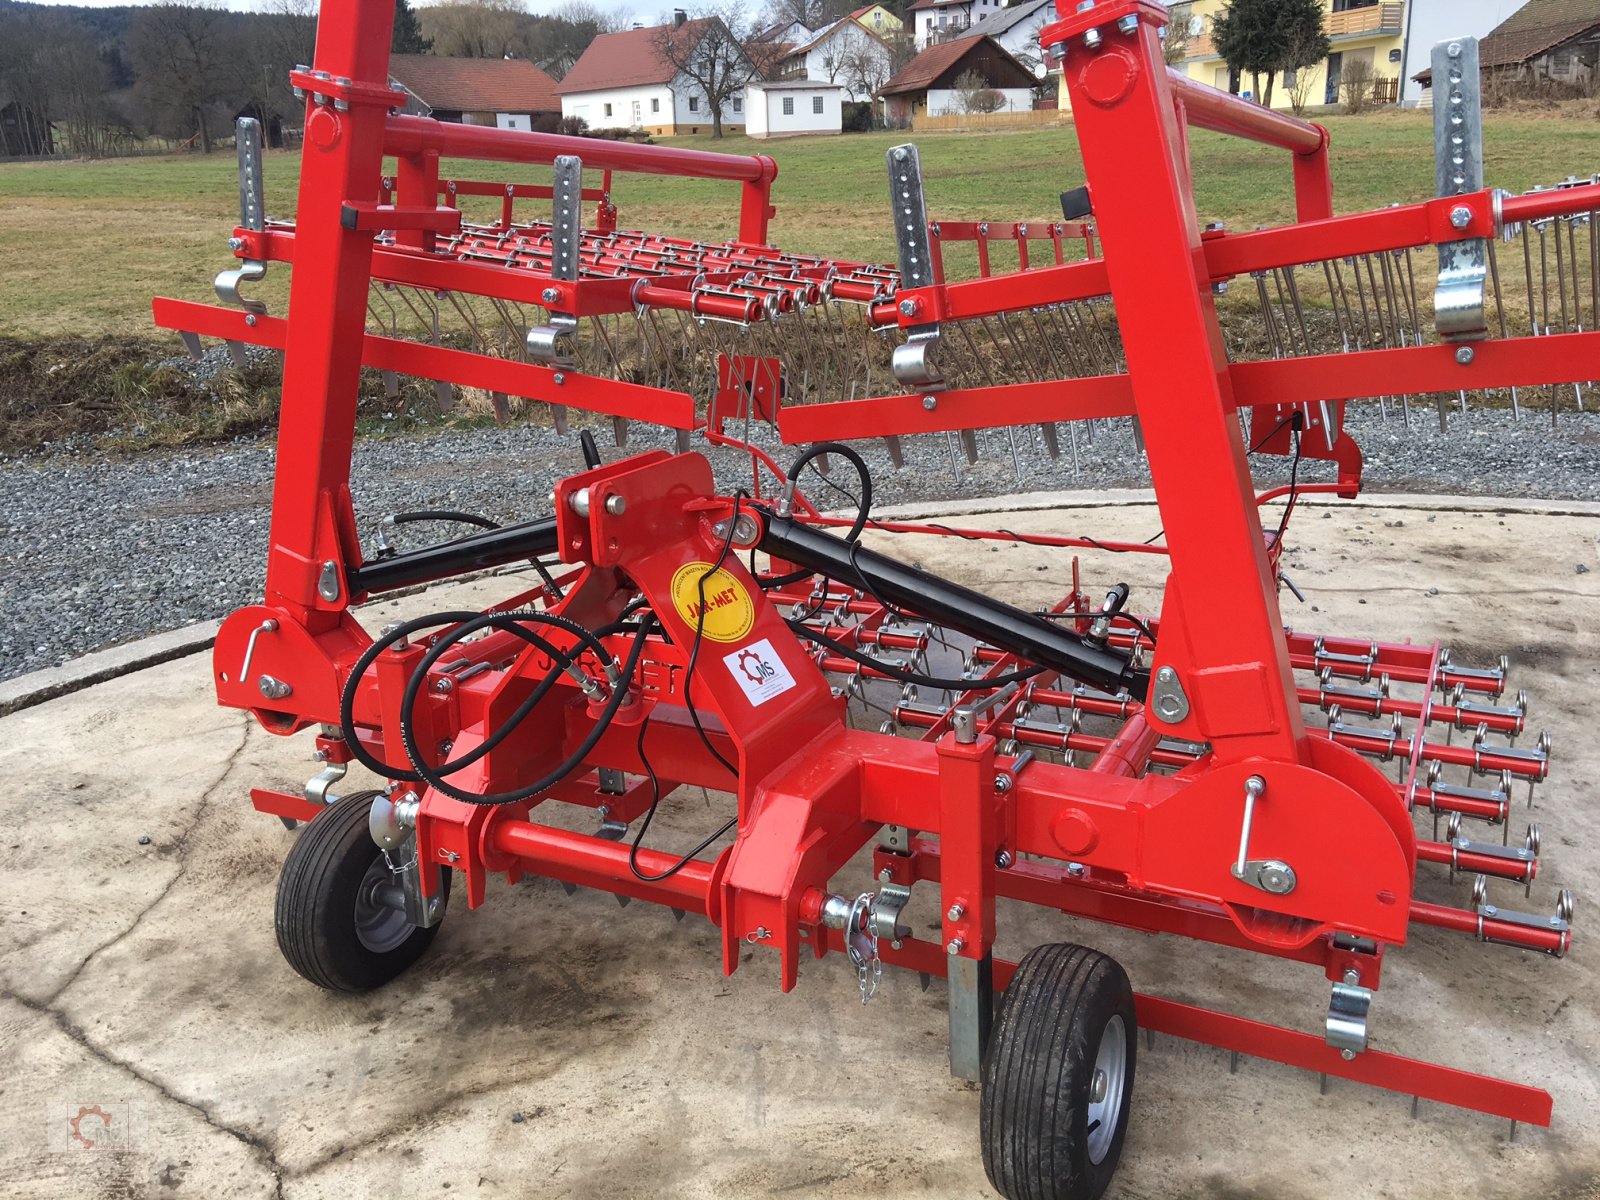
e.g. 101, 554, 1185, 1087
1455, 345, 1475, 365
1083, 28, 1102, 49
1340, 1048, 1356, 1061
541, 287, 560, 303
899, 298, 918, 316
891, 938, 904, 950
228, 237, 243, 251
1343, 968, 1360, 985
603, 494, 626, 516
1075, 0, 1095, 9
993, 773, 1013, 794
1116, 13, 1138, 34
946, 903, 965, 922
1447, 41, 1462, 58
947, 937, 965, 955
1212, 280, 1230, 295
1158, 666, 1176, 682
1450, 205, 1472, 229
442, 849, 461, 863
893, 147, 908, 162
922, 395, 937, 411
433, 677, 453, 694
1067, 862, 1086, 877
553, 372, 566, 385
312, 748, 328, 762
245, 314, 258, 327
878, 867, 893, 881
995, 849, 1014, 870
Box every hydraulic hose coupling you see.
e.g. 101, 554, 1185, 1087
775, 478, 798, 519
1086, 583, 1131, 648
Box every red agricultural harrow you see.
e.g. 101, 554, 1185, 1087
157, 1, 1587, 1195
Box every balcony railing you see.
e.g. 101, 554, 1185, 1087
1186, 2, 1403, 58
1325, 2, 1403, 38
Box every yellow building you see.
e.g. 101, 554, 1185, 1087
1175, 0, 1406, 109
849, 4, 905, 36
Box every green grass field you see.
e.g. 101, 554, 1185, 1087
0, 110, 1595, 338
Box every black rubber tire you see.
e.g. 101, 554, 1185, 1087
274, 789, 451, 993
980, 943, 1138, 1200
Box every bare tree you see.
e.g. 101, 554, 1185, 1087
654, 8, 759, 138
420, 0, 531, 59
954, 68, 1004, 114
129, 4, 239, 153
1339, 56, 1376, 114
841, 41, 892, 108
1163, 2, 1192, 65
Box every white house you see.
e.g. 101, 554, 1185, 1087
555, 13, 755, 136
752, 17, 814, 46
908, 0, 1004, 49
778, 18, 896, 102
966, 0, 1056, 77
744, 80, 845, 138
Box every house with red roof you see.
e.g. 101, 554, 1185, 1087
878, 33, 1036, 124
555, 11, 758, 136
388, 54, 560, 132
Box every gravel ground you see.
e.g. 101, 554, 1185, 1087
2, 405, 1598, 681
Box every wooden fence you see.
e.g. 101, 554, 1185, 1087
913, 109, 1068, 132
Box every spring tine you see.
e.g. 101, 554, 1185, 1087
1067, 420, 1081, 475
883, 434, 905, 469
960, 427, 980, 466
1007, 427, 1022, 485
1486, 235, 1520, 419
1040, 421, 1061, 461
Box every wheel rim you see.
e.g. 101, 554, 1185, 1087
1086, 1013, 1128, 1166
354, 857, 413, 954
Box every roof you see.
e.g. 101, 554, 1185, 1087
908, 0, 972, 10
555, 18, 718, 95
388, 55, 559, 114
787, 16, 892, 57
968, 0, 1053, 40
879, 33, 1032, 94
1478, 0, 1600, 68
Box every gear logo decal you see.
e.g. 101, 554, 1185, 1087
723, 638, 796, 706
736, 649, 774, 685
57, 1101, 136, 1153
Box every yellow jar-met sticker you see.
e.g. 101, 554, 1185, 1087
670, 561, 756, 643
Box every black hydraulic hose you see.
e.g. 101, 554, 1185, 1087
763, 441, 874, 589
761, 511, 1148, 700
350, 515, 562, 595
389, 510, 501, 531
400, 615, 656, 807
397, 607, 618, 782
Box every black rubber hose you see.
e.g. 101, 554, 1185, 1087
762, 441, 874, 589
399, 615, 656, 807
389, 510, 500, 531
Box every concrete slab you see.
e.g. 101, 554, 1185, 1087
2, 502, 1597, 1200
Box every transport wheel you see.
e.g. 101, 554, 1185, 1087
980, 943, 1137, 1200
274, 789, 451, 993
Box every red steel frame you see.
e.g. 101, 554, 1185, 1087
162, 0, 1589, 1144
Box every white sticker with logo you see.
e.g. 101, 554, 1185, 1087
723, 637, 797, 706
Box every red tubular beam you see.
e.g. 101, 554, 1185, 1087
816, 929, 1551, 1124
1088, 712, 1159, 776
491, 818, 716, 915
1410, 899, 1568, 955
1500, 181, 1600, 225
386, 114, 774, 184
1415, 840, 1534, 883
1166, 70, 1326, 156
1411, 786, 1507, 824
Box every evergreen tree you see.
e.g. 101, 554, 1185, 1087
393, 0, 432, 54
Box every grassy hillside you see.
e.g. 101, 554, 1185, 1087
0, 110, 1595, 338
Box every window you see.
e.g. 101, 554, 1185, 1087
813, 95, 824, 113
689, 95, 699, 111
733, 95, 743, 112
603, 102, 613, 117
651, 97, 660, 112
782, 95, 795, 115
